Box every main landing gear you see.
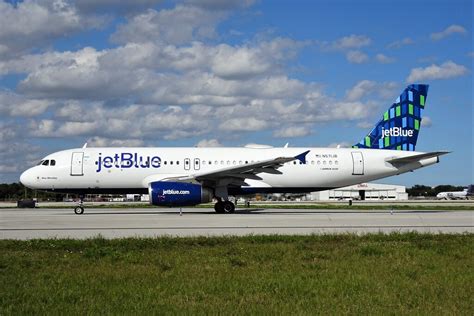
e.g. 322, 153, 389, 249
74, 195, 85, 215
214, 200, 235, 213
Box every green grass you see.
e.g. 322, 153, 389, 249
1, 234, 473, 314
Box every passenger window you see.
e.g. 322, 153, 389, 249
176, 161, 179, 165
209, 161, 212, 165
245, 161, 248, 164
50, 160, 56, 166
170, 161, 173, 165
42, 160, 49, 166
164, 161, 167, 165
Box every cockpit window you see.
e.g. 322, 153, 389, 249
37, 160, 44, 166
42, 160, 49, 166
50, 160, 56, 166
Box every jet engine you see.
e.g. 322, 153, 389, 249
148, 181, 212, 206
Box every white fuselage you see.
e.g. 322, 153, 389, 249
20, 147, 438, 195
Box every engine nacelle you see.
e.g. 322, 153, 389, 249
148, 181, 212, 206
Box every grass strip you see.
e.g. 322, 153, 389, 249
1, 233, 473, 314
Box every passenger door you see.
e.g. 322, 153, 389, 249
71, 152, 84, 176
351, 152, 364, 175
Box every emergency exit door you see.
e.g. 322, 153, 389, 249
70, 152, 84, 176
351, 151, 364, 175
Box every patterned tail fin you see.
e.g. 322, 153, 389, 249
353, 84, 429, 151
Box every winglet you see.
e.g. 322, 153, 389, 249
295, 150, 310, 164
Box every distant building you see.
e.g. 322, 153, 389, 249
309, 183, 408, 201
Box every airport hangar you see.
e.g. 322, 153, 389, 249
307, 183, 408, 201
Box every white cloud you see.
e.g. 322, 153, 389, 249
406, 61, 468, 82
345, 80, 399, 104
111, 5, 225, 45
76, 0, 163, 14
87, 136, 145, 147
219, 117, 268, 132
356, 122, 373, 129
430, 25, 467, 41
421, 116, 433, 127
0, 0, 104, 58
345, 80, 377, 101
326, 34, 372, 50
387, 37, 414, 49
346, 50, 368, 64
273, 126, 311, 138
0, 91, 53, 117
375, 53, 395, 64
195, 139, 222, 147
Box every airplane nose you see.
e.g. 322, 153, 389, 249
20, 169, 33, 187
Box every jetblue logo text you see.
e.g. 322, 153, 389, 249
381, 127, 413, 138
95, 153, 161, 172
162, 189, 191, 195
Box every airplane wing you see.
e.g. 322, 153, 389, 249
161, 150, 310, 187
386, 151, 450, 165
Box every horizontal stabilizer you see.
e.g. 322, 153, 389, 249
386, 151, 450, 165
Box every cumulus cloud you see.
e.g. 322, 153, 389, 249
76, 0, 163, 14
0, 0, 104, 58
0, 2, 397, 182
273, 126, 311, 138
430, 25, 467, 41
387, 37, 414, 49
375, 53, 395, 64
111, 5, 226, 45
345, 80, 399, 102
87, 136, 145, 147
322, 34, 372, 50
406, 61, 468, 82
195, 139, 222, 147
346, 50, 368, 64
0, 91, 53, 117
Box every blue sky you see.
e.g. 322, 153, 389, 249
0, 0, 472, 186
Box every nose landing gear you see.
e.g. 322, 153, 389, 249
74, 195, 85, 214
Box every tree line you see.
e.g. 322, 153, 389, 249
0, 182, 468, 201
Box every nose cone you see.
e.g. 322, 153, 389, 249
20, 169, 34, 188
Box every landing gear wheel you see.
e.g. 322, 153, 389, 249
74, 206, 84, 215
222, 201, 235, 213
214, 201, 225, 213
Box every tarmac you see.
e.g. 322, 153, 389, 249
1, 207, 472, 239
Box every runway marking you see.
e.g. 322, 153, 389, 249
2, 225, 473, 231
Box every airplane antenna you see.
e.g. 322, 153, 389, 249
82, 142, 88, 149
284, 143, 289, 148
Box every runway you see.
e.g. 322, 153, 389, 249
1, 208, 472, 239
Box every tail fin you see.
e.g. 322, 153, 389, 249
353, 84, 429, 151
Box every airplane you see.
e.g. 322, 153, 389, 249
20, 84, 449, 214
436, 185, 473, 200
